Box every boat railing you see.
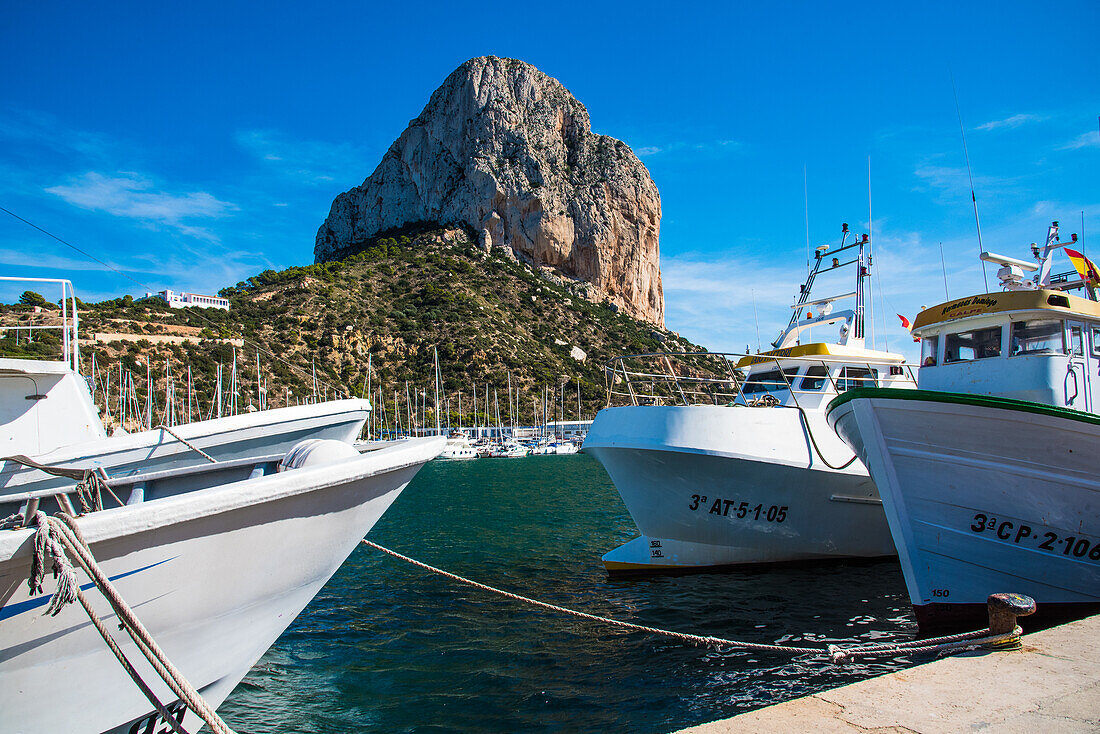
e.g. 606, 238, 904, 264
0, 276, 80, 373
603, 351, 918, 409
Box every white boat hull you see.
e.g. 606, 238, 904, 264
583, 405, 895, 572
0, 399, 370, 502
0, 436, 443, 734
828, 389, 1100, 631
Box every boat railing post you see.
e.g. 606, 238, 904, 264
622, 359, 638, 406
775, 357, 802, 409
822, 358, 841, 394
725, 355, 747, 405
662, 354, 688, 406
987, 593, 1036, 640
906, 363, 919, 387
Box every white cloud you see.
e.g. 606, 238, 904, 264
0, 246, 129, 273
1058, 131, 1100, 151
661, 253, 804, 353
236, 129, 375, 185
975, 113, 1043, 131
628, 139, 744, 159
661, 224, 1003, 364
45, 172, 237, 242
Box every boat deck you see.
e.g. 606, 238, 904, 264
675, 614, 1100, 733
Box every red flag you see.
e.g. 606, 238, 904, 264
897, 314, 912, 330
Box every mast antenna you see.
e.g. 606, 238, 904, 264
803, 164, 811, 274
751, 289, 762, 353
950, 72, 990, 292
939, 242, 950, 299
868, 156, 877, 351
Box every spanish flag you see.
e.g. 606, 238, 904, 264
1065, 247, 1100, 286
898, 314, 920, 341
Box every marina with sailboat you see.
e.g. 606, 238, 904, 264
2, 5, 1098, 731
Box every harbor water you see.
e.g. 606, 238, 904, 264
219, 454, 920, 733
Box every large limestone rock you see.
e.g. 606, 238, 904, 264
314, 56, 664, 325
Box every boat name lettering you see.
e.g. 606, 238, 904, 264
969, 513, 1100, 561
689, 495, 788, 523
744, 347, 795, 365
940, 296, 998, 318
128, 701, 187, 734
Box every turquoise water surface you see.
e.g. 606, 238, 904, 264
218, 455, 917, 733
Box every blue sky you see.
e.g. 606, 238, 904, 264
2, 1, 1097, 360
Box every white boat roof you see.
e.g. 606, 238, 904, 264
736, 342, 905, 368
0, 357, 76, 375
911, 289, 1100, 335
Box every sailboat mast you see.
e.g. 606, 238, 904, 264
433, 347, 441, 436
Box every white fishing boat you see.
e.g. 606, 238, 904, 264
527, 437, 576, 455
0, 277, 370, 504
827, 221, 1100, 632
527, 438, 556, 455
437, 430, 478, 460
551, 440, 579, 455
0, 434, 444, 733
583, 224, 915, 573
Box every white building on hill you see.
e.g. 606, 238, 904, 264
149, 289, 230, 311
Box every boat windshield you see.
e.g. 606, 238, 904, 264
1010, 319, 1064, 356
742, 368, 799, 394
799, 365, 830, 391
836, 367, 878, 391
921, 335, 939, 366
945, 326, 1002, 363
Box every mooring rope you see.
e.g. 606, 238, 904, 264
362, 540, 1021, 664
28, 512, 234, 734
792, 406, 860, 471
153, 425, 218, 464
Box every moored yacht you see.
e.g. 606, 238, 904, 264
827, 222, 1100, 631
438, 429, 478, 459
584, 224, 915, 572
488, 438, 529, 458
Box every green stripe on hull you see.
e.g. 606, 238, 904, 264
826, 387, 1100, 426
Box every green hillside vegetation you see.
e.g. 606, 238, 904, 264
3, 226, 703, 430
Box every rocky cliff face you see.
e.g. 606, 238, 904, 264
314, 56, 663, 325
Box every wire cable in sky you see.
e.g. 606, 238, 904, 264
0, 204, 344, 395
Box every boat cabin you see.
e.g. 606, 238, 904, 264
734, 343, 911, 410
911, 221, 1099, 412
731, 222, 913, 409
912, 289, 1100, 411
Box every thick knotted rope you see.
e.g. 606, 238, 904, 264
3, 454, 120, 511
362, 540, 1022, 664
27, 512, 234, 734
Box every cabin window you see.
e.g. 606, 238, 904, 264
741, 368, 799, 394
944, 326, 1002, 362
1068, 324, 1085, 357
1090, 326, 1100, 357
1010, 320, 1064, 356
837, 367, 878, 391
921, 335, 939, 366
799, 366, 830, 391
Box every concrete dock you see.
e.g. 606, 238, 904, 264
676, 614, 1100, 733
